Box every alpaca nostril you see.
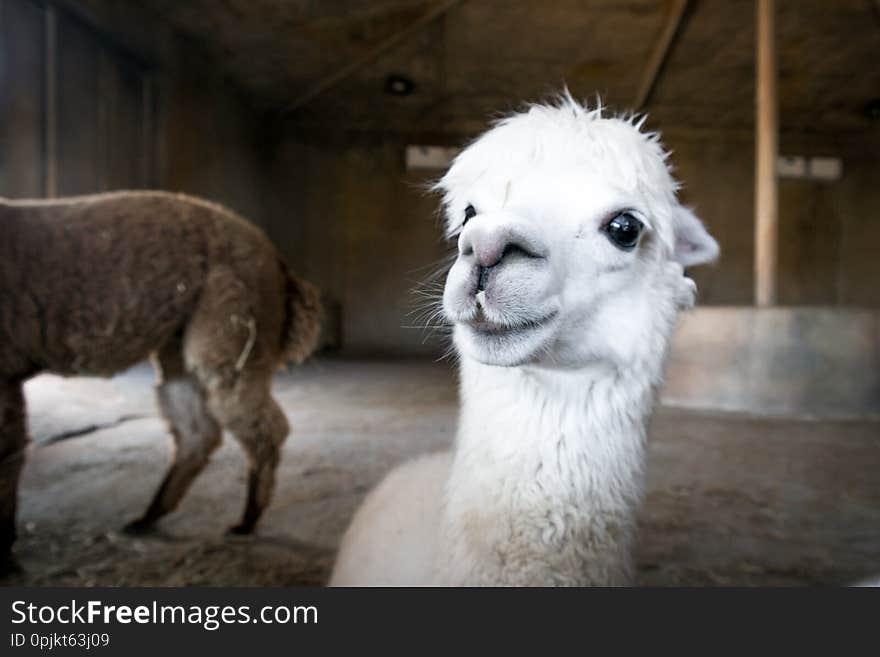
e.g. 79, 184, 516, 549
473, 243, 537, 269
501, 243, 535, 262
472, 241, 541, 294
477, 266, 491, 292
464, 225, 546, 267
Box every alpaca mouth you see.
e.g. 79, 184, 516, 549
466, 310, 558, 337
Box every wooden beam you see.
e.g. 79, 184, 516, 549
634, 0, 689, 109
284, 0, 463, 113
754, 0, 779, 307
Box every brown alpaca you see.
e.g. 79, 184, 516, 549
0, 191, 321, 564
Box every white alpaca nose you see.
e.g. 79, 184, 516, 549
458, 214, 547, 269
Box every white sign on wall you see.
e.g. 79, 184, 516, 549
777, 155, 843, 181
405, 146, 461, 170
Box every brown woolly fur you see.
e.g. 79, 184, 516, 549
0, 191, 322, 565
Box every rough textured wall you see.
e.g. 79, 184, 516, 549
160, 62, 267, 225
831, 155, 880, 307
667, 133, 755, 305
0, 0, 268, 228
0, 0, 45, 197
266, 135, 449, 356
663, 307, 880, 417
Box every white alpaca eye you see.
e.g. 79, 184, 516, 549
605, 212, 643, 250
463, 204, 477, 225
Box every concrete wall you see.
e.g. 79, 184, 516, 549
159, 58, 267, 224
0, 0, 267, 225
662, 307, 880, 418
265, 134, 450, 355
0, 0, 45, 197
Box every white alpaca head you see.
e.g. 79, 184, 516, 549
437, 96, 719, 370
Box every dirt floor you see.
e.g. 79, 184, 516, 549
2, 358, 879, 587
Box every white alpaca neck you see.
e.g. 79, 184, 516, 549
436, 355, 659, 586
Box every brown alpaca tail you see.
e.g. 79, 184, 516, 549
280, 262, 323, 365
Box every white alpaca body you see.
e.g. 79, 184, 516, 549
330, 95, 718, 586
331, 364, 649, 586
437, 361, 652, 586
330, 453, 449, 586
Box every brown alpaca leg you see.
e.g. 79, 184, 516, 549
209, 389, 289, 536
125, 344, 221, 533
180, 265, 290, 534
0, 381, 27, 564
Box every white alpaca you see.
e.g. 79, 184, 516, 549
331, 96, 719, 586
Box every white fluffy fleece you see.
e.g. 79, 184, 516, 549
331, 95, 718, 586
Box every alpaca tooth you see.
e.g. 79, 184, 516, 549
475, 290, 486, 307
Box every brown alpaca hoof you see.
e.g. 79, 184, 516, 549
123, 517, 157, 535
0, 553, 23, 578
226, 522, 255, 536
0, 520, 16, 550
0, 526, 17, 573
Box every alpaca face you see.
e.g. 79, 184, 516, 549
438, 98, 718, 369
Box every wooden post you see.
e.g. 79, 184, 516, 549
754, 0, 778, 306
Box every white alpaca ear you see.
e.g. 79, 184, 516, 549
671, 206, 719, 267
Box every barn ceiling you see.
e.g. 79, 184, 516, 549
133, 0, 880, 136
